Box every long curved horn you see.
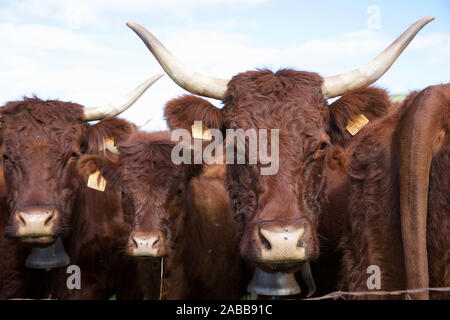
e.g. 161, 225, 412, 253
126, 22, 229, 100
398, 84, 449, 299
82, 73, 164, 121
322, 16, 434, 99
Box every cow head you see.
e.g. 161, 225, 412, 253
1, 74, 162, 245
126, 17, 432, 274
78, 131, 206, 262
163, 85, 392, 276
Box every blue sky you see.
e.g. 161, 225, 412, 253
0, 0, 449, 129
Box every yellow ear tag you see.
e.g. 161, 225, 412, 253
105, 137, 115, 147
191, 124, 212, 141
346, 114, 369, 136
87, 170, 106, 192
100, 137, 115, 152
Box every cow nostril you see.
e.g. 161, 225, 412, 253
44, 211, 54, 226
131, 237, 138, 249
258, 230, 272, 250
152, 236, 160, 248
18, 214, 26, 226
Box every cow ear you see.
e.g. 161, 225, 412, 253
86, 117, 136, 154
77, 154, 120, 187
328, 87, 392, 147
164, 95, 223, 131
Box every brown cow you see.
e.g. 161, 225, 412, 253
78, 130, 247, 299
126, 17, 433, 296
339, 84, 449, 299
163, 89, 393, 298
312, 86, 395, 288
48, 117, 144, 299
0, 74, 161, 299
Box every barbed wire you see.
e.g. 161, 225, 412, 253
9, 286, 450, 300
303, 286, 450, 300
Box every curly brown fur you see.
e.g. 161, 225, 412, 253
426, 129, 449, 299
338, 106, 406, 299
1, 97, 86, 238
398, 85, 449, 299
165, 95, 223, 132
338, 86, 449, 299
0, 97, 141, 299
122, 132, 244, 299
50, 117, 142, 300
328, 86, 392, 147
163, 69, 398, 295
164, 69, 393, 270
80, 131, 246, 299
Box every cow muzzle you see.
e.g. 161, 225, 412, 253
127, 231, 169, 258
248, 221, 312, 267
259, 226, 307, 262
14, 208, 58, 244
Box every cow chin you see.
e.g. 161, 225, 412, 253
6, 207, 63, 245
258, 261, 306, 274
240, 241, 308, 274
244, 249, 309, 274
20, 236, 56, 246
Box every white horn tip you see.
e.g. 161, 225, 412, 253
82, 73, 164, 121
416, 16, 435, 27
322, 16, 435, 99
126, 21, 137, 28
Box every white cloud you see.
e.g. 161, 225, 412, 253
410, 32, 449, 50
0, 7, 448, 130
0, 23, 110, 54
1, 0, 268, 29
409, 32, 450, 65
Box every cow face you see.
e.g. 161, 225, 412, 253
120, 132, 186, 259
78, 131, 199, 260
164, 79, 393, 274
231, 71, 330, 273
1, 99, 87, 244
165, 71, 328, 272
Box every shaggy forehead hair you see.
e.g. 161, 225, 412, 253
1, 97, 84, 125
222, 69, 329, 130
0, 97, 87, 152
118, 131, 185, 188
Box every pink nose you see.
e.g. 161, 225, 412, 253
127, 231, 169, 257
14, 208, 58, 243
254, 222, 309, 264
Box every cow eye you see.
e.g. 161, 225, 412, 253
71, 152, 81, 159
2, 154, 14, 167
318, 142, 328, 151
